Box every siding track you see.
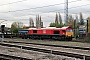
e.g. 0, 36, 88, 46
0, 42, 90, 60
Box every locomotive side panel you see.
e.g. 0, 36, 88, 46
28, 29, 33, 34
46, 29, 53, 34
60, 29, 66, 35
37, 30, 43, 34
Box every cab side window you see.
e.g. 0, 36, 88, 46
62, 30, 65, 32
54, 30, 60, 34
70, 30, 72, 32
66, 30, 69, 32
66, 29, 72, 32
33, 30, 37, 33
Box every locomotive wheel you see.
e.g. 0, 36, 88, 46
22, 37, 24, 39
25, 37, 27, 39
69, 37, 72, 41
66, 37, 72, 41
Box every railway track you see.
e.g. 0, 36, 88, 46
4, 41, 90, 51
0, 42, 90, 60
0, 53, 32, 60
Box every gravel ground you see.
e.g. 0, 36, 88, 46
0, 38, 89, 60
0, 44, 83, 60
2, 42, 90, 56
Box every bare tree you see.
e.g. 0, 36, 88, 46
36, 15, 38, 28
11, 22, 23, 29
40, 16, 41, 26
80, 12, 84, 25
36, 15, 40, 28
11, 22, 24, 33
75, 14, 79, 24
23, 25, 26, 29
68, 14, 74, 22
29, 17, 34, 27
55, 12, 58, 24
36, 15, 43, 28
68, 14, 74, 27
58, 12, 62, 24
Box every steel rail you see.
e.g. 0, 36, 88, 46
0, 42, 90, 59
4, 41, 90, 51
0, 53, 33, 60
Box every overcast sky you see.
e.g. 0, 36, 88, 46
0, 0, 90, 27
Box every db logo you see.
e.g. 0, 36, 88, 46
43, 30, 46, 33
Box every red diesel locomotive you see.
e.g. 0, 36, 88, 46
19, 26, 73, 41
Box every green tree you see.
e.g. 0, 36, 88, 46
56, 23, 64, 28
12, 28, 19, 33
49, 22, 56, 27
49, 22, 64, 28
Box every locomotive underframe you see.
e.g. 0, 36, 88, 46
22, 34, 72, 41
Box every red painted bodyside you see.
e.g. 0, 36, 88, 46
60, 29, 66, 35
28, 29, 33, 34
37, 30, 43, 34
28, 26, 73, 35
45, 29, 53, 34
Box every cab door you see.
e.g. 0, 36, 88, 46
60, 29, 66, 35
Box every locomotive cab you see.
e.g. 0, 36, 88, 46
66, 29, 73, 37
65, 27, 73, 40
60, 26, 73, 40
